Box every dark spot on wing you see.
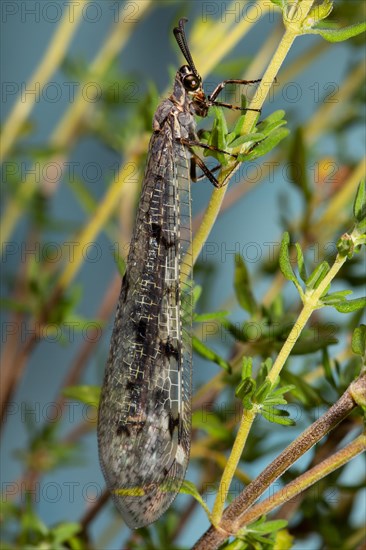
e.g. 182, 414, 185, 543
136, 318, 148, 343
122, 272, 129, 294
150, 221, 175, 248
116, 418, 146, 437
168, 413, 180, 438
116, 423, 130, 436
151, 222, 162, 242
126, 380, 136, 391
160, 340, 180, 362
153, 386, 167, 405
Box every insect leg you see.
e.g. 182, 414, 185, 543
210, 99, 261, 113
190, 155, 220, 184
180, 138, 237, 158
181, 138, 238, 188
209, 78, 261, 102
209, 78, 262, 113
190, 154, 221, 188
188, 149, 237, 189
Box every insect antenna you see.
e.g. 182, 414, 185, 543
173, 18, 201, 82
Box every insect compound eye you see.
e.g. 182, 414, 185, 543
183, 74, 201, 91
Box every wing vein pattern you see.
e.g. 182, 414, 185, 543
98, 97, 193, 528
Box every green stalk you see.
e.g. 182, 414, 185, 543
0, 1, 152, 246
0, 0, 88, 162
211, 244, 350, 525
193, 375, 366, 549
210, 0, 316, 525
210, 408, 256, 528
231, 432, 366, 532
268, 252, 348, 384
190, 2, 313, 267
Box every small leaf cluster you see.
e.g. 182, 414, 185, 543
280, 227, 365, 314
235, 358, 296, 426
337, 179, 366, 259
62, 385, 100, 409
192, 245, 344, 385
221, 516, 291, 549
202, 108, 289, 166
2, 498, 82, 550
278, 181, 365, 312
225, 254, 338, 355
271, 0, 366, 43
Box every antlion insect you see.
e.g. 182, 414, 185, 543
97, 18, 260, 529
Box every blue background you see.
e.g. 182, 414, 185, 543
1, 1, 365, 548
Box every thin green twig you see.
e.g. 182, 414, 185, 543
0, 0, 88, 161
231, 432, 366, 532
210, 0, 316, 525
193, 373, 365, 549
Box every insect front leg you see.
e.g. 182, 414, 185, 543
190, 156, 221, 183
183, 135, 262, 189
181, 137, 237, 188
189, 154, 221, 188
181, 137, 238, 158
209, 78, 262, 113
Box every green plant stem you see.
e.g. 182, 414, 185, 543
193, 372, 365, 550
231, 432, 366, 531
190, 2, 312, 268
268, 250, 348, 384
209, 371, 364, 534
0, 0, 152, 247
194, 227, 363, 545
211, 408, 256, 526
0, 0, 88, 162
192, 58, 365, 246
225, 373, 365, 523
191, 445, 250, 485
208, 1, 316, 524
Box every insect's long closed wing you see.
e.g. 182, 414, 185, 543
97, 16, 256, 528
97, 94, 193, 528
